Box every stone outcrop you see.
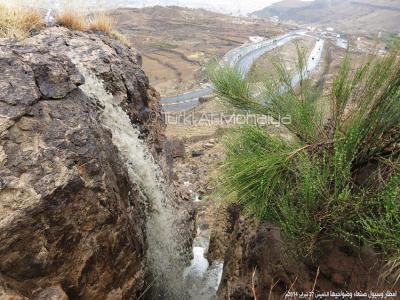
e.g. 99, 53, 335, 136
0, 28, 164, 299
165, 138, 186, 159
211, 205, 399, 300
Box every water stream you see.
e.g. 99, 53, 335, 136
184, 240, 224, 299
183, 213, 224, 300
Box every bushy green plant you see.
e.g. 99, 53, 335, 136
209, 48, 400, 282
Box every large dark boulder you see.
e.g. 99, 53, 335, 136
0, 27, 165, 299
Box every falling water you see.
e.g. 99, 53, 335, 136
71, 60, 189, 299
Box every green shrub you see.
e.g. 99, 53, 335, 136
209, 48, 400, 282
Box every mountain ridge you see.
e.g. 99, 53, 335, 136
254, 0, 400, 33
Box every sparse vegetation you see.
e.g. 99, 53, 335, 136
110, 30, 131, 47
0, 1, 43, 39
55, 2, 128, 45
209, 49, 400, 283
0, 0, 126, 44
56, 1, 87, 31
88, 11, 130, 46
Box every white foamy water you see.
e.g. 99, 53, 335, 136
184, 246, 210, 278
183, 226, 224, 300
70, 59, 188, 299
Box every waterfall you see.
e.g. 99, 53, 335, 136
72, 61, 188, 299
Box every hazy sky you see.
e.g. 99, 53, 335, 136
29, 0, 302, 15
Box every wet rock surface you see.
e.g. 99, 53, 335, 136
0, 28, 165, 299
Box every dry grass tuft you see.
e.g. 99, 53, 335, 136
0, 2, 43, 39
0, 0, 129, 45
110, 30, 131, 47
56, 3, 86, 31
89, 11, 113, 35
89, 10, 130, 46
57, 3, 129, 46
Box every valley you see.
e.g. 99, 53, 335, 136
110, 6, 292, 97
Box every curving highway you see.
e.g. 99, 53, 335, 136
161, 30, 329, 111
161, 31, 305, 110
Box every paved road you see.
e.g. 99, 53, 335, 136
162, 31, 337, 111
292, 38, 325, 86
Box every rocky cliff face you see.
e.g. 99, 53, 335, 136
0, 27, 165, 299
